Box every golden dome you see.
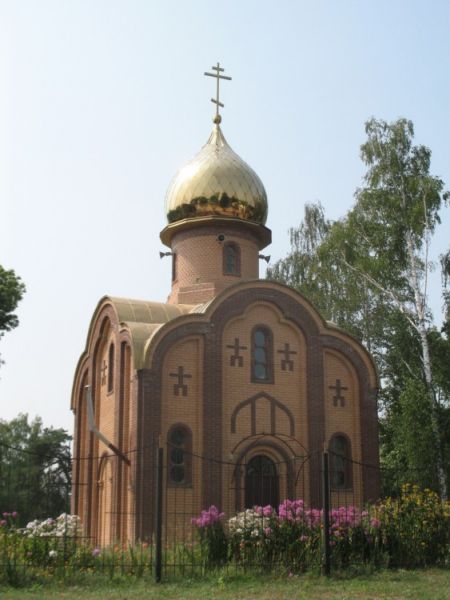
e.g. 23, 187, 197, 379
165, 124, 268, 225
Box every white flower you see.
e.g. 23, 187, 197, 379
49, 550, 58, 558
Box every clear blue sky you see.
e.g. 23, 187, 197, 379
1, 0, 449, 433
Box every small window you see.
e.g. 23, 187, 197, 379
251, 326, 273, 383
168, 425, 192, 485
329, 435, 352, 490
107, 343, 115, 393
223, 242, 241, 276
172, 253, 177, 282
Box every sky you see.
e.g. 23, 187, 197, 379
1, 0, 449, 434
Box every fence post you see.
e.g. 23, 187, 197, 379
155, 446, 164, 583
322, 450, 331, 576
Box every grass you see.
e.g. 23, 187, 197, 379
0, 569, 449, 599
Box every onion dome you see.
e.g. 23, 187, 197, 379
165, 124, 268, 225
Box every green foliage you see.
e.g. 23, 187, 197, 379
2, 490, 448, 588
0, 414, 72, 525
376, 484, 450, 568
381, 380, 440, 494
0, 265, 26, 366
267, 118, 450, 495
0, 266, 25, 334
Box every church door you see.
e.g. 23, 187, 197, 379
245, 455, 279, 509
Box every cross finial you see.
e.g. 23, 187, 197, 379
204, 62, 232, 124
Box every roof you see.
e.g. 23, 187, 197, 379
106, 297, 196, 369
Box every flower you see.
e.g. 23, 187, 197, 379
191, 505, 225, 528
49, 550, 58, 558
92, 548, 101, 557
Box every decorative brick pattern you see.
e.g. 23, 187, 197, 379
72, 280, 379, 544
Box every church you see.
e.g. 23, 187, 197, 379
71, 65, 379, 545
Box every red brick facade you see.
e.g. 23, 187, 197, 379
71, 225, 379, 544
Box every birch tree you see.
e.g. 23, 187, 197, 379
330, 118, 448, 498
269, 118, 449, 498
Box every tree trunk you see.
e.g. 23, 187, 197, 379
406, 231, 447, 500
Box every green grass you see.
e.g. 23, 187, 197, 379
0, 569, 449, 600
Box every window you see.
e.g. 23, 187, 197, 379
329, 435, 352, 490
172, 253, 177, 282
223, 242, 241, 276
107, 343, 115, 393
245, 455, 279, 509
167, 425, 192, 485
251, 326, 273, 383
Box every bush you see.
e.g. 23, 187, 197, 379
191, 505, 228, 567
375, 484, 449, 567
192, 487, 449, 572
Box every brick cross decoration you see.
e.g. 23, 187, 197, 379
329, 379, 348, 407
100, 360, 108, 386
277, 343, 297, 371
226, 338, 247, 367
170, 366, 192, 397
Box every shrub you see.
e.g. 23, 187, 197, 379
191, 505, 228, 567
375, 484, 450, 567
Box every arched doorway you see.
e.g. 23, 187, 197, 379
245, 455, 279, 508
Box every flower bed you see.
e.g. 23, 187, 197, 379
0, 485, 448, 586
191, 486, 449, 571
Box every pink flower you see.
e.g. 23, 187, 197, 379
11, 511, 18, 518
92, 548, 101, 557
370, 518, 380, 528
192, 505, 225, 528
0, 520, 6, 526
299, 535, 309, 542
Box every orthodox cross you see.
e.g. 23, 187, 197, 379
329, 379, 348, 407
100, 360, 108, 386
277, 343, 297, 371
170, 366, 192, 397
204, 62, 232, 124
226, 338, 247, 367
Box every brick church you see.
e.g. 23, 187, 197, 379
71, 66, 379, 545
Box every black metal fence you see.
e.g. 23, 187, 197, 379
0, 441, 448, 585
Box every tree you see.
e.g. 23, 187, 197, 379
0, 265, 26, 366
0, 414, 71, 524
268, 118, 449, 498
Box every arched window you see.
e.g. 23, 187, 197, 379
223, 242, 241, 276
107, 343, 115, 393
251, 326, 273, 383
329, 434, 352, 490
167, 425, 192, 485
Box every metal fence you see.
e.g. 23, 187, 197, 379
0, 440, 448, 584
